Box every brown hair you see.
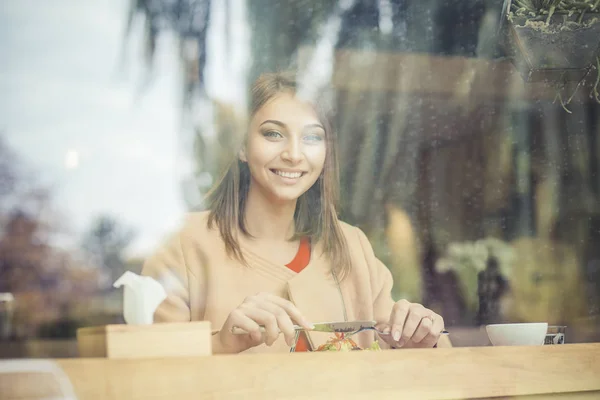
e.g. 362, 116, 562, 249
206, 71, 351, 279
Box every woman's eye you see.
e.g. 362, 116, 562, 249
263, 130, 283, 139
304, 133, 324, 143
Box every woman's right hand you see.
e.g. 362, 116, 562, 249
216, 292, 313, 354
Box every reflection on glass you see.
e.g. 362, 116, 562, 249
0, 0, 599, 358
0, 293, 15, 340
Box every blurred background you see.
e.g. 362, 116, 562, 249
1, 0, 599, 356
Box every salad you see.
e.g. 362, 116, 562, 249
315, 332, 381, 351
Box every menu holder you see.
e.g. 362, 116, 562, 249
76, 321, 212, 359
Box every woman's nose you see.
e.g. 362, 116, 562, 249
281, 140, 302, 163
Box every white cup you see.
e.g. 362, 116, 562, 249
486, 323, 548, 346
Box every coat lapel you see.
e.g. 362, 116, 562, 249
286, 243, 347, 350
240, 239, 348, 351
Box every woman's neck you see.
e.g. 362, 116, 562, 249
244, 184, 297, 241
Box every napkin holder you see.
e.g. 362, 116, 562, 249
76, 321, 212, 359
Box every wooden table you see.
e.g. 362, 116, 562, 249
2, 344, 599, 399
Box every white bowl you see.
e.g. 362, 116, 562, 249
486, 323, 548, 346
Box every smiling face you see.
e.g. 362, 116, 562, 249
241, 91, 327, 205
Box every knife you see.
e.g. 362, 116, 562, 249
231, 320, 376, 335
232, 320, 450, 336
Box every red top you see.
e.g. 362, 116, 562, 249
285, 237, 311, 351
286, 237, 311, 273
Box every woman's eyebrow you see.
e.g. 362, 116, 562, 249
304, 123, 324, 131
259, 120, 324, 131
259, 119, 286, 128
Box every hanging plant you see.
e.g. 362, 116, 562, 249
501, 0, 600, 111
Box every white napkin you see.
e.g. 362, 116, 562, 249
113, 271, 167, 325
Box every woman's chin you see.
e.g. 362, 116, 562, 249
267, 188, 309, 204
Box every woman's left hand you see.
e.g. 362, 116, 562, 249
377, 299, 445, 348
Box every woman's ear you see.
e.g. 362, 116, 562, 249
239, 148, 247, 162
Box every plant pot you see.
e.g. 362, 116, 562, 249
501, 0, 600, 82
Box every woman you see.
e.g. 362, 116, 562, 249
142, 72, 450, 354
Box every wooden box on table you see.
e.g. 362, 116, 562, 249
76, 321, 212, 359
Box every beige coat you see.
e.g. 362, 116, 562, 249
141, 211, 401, 353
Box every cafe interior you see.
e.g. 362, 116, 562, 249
1, 0, 599, 398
